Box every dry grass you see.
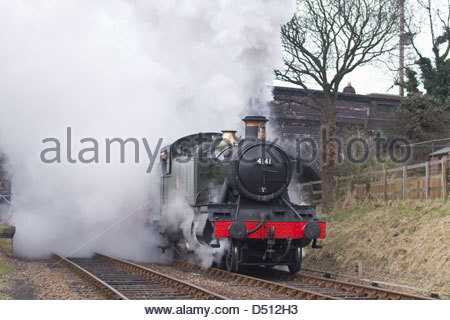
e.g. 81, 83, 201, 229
0, 223, 14, 256
305, 199, 450, 294
0, 223, 10, 233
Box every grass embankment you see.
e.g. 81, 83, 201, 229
0, 259, 14, 299
0, 223, 9, 233
305, 200, 450, 291
0, 223, 14, 255
0, 222, 15, 299
0, 233, 14, 299
0, 257, 14, 299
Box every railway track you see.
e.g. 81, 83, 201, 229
53, 253, 227, 300
54, 253, 428, 300
250, 267, 432, 300
173, 260, 431, 300
172, 260, 339, 300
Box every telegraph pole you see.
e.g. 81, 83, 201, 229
399, 0, 405, 96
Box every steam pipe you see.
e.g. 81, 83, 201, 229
218, 181, 229, 204
246, 214, 267, 236
276, 236, 292, 262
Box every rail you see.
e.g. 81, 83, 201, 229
173, 260, 339, 300
174, 260, 431, 300
54, 253, 227, 300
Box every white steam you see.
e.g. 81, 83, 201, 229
164, 194, 229, 268
0, 0, 294, 260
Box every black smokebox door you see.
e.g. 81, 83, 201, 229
238, 145, 287, 196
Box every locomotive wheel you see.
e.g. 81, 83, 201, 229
288, 247, 302, 273
225, 240, 240, 273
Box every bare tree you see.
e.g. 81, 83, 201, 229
411, 0, 450, 60
275, 0, 399, 211
405, 0, 450, 101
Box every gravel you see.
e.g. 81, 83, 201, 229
0, 252, 105, 299
2, 251, 302, 300
136, 261, 292, 300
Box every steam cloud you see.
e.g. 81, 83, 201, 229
0, 0, 294, 261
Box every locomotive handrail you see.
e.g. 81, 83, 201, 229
281, 196, 304, 220
234, 194, 241, 220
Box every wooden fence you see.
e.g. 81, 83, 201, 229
298, 155, 450, 204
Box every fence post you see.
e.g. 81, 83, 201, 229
365, 182, 371, 199
335, 176, 340, 200
357, 260, 363, 278
442, 155, 448, 201
425, 161, 430, 200
402, 165, 407, 200
383, 166, 387, 201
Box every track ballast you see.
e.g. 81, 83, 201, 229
53, 253, 227, 300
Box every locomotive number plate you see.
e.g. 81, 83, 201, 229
256, 158, 272, 165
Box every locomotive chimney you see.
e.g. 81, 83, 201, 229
242, 116, 268, 141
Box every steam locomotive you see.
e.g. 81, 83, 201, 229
157, 116, 325, 273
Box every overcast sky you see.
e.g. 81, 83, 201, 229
273, 62, 398, 95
